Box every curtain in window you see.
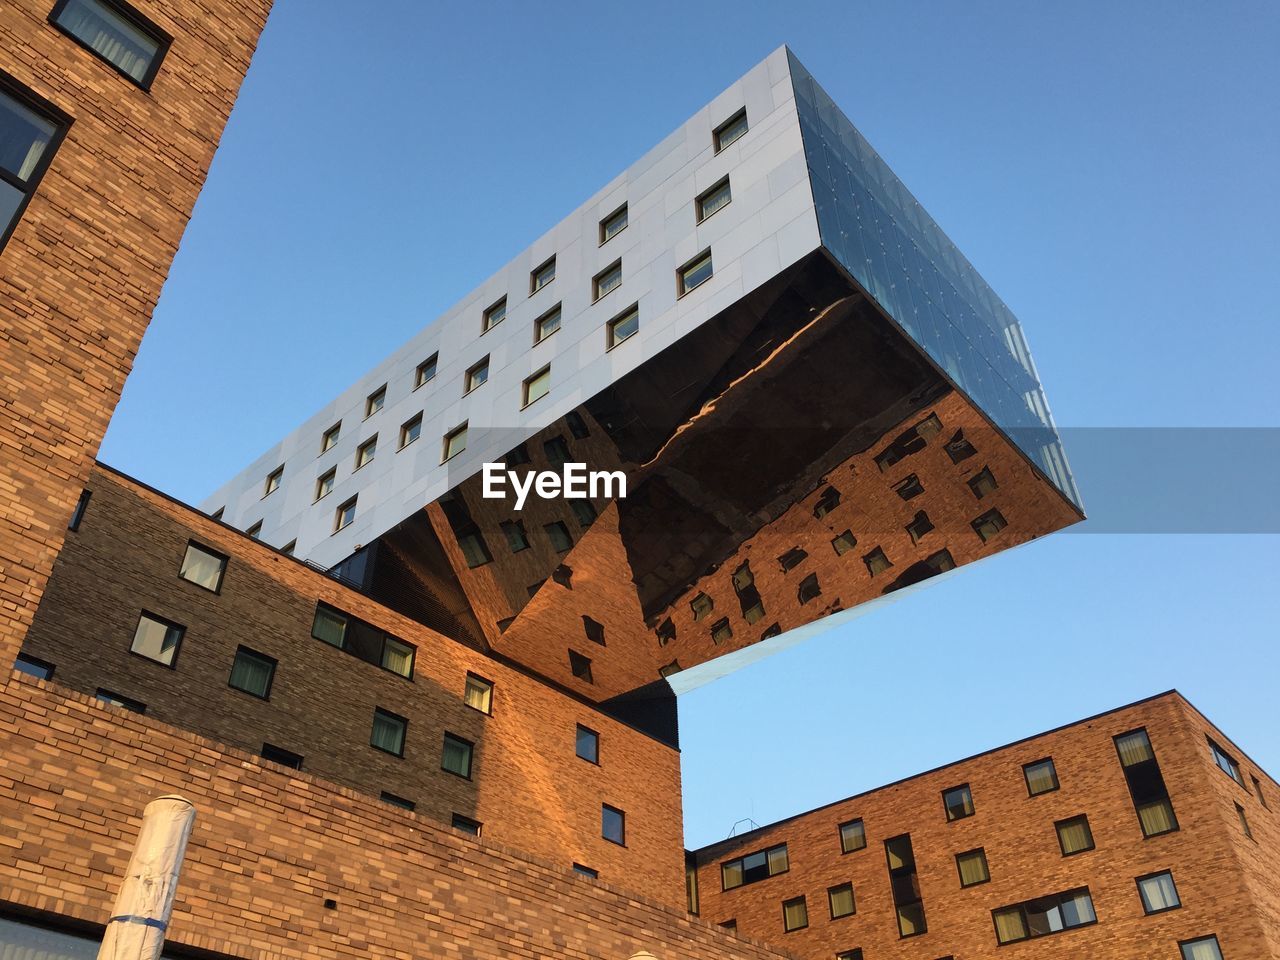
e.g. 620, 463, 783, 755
1182, 938, 1223, 960
1116, 731, 1154, 766
312, 610, 346, 647
993, 908, 1026, 944
1138, 799, 1176, 836
382, 640, 413, 677
1058, 819, 1092, 853
1059, 891, 1095, 926
783, 899, 807, 930
0, 94, 56, 181
1140, 874, 1179, 911
56, 0, 156, 82
371, 716, 403, 754
957, 853, 987, 886
895, 904, 924, 936
442, 737, 470, 775
230, 654, 271, 696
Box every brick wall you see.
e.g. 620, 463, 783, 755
19, 464, 687, 906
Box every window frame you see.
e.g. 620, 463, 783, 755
592, 258, 622, 302
781, 894, 808, 933
1178, 936, 1223, 960
1135, 870, 1181, 916
178, 540, 228, 594
534, 302, 562, 343
365, 384, 386, 418
828, 882, 856, 920
14, 653, 55, 680
68, 489, 91, 530
839, 818, 866, 854
482, 295, 507, 333
441, 731, 474, 778
95, 688, 145, 713
606, 303, 639, 349
599, 203, 627, 244
522, 365, 551, 408
1023, 757, 1060, 796
713, 108, 748, 152
942, 783, 975, 822
677, 249, 714, 297
398, 413, 422, 449
1055, 814, 1096, 857
721, 843, 789, 891
320, 421, 341, 452
955, 847, 990, 888
464, 356, 489, 394
128, 610, 184, 669
442, 422, 468, 462
48, 0, 171, 90
0, 72, 73, 255
315, 466, 336, 502
1208, 737, 1245, 787
414, 354, 438, 389
451, 812, 482, 835
463, 672, 494, 715
227, 645, 277, 700
576, 723, 600, 764
263, 465, 283, 497
601, 803, 626, 846
370, 707, 408, 758
333, 496, 357, 532
695, 176, 732, 223
530, 255, 556, 294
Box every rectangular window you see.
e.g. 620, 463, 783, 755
464, 673, 493, 714
781, 895, 808, 932
264, 465, 283, 497
713, 108, 748, 152
14, 654, 54, 680
179, 541, 227, 592
837, 952, 863, 960
1056, 815, 1095, 856
721, 844, 788, 891
943, 784, 974, 821
593, 259, 622, 301
906, 510, 934, 544
500, 519, 529, 553
260, 743, 302, 770
1024, 757, 1059, 796
828, 883, 856, 919
68, 489, 91, 530
334, 496, 357, 532
465, 357, 489, 393
245, 520, 262, 540
690, 592, 713, 620
483, 296, 506, 332
321, 422, 341, 451
365, 385, 386, 417
600, 203, 627, 243
1180, 936, 1224, 960
573, 862, 599, 879
544, 520, 573, 552
863, 546, 892, 576
312, 605, 348, 647
885, 834, 926, 937
992, 887, 1096, 945
451, 813, 481, 835
1115, 728, 1179, 837
315, 467, 336, 501
442, 422, 468, 461
956, 848, 989, 887
968, 466, 997, 499
696, 177, 731, 222
356, 436, 377, 469
569, 649, 593, 683
531, 256, 556, 293
129, 611, 183, 667
602, 804, 625, 845
399, 414, 421, 448
971, 508, 1007, 543
228, 646, 276, 699
839, 818, 866, 853
95, 688, 145, 713
678, 249, 713, 295
710, 617, 732, 644
534, 303, 561, 342
441, 732, 473, 777
0, 79, 69, 255
457, 532, 492, 568
380, 791, 414, 811
576, 724, 599, 763
1254, 775, 1269, 808
49, 0, 169, 88
371, 708, 407, 757
381, 636, 415, 678
1209, 738, 1244, 786
1236, 802, 1253, 840
607, 303, 639, 347
415, 354, 438, 388
523, 366, 551, 407
1136, 870, 1180, 914
571, 498, 597, 526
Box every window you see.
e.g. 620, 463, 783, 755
600, 203, 627, 243
992, 887, 1096, 944
371, 709, 407, 757
179, 541, 227, 592
356, 436, 377, 469
569, 650, 593, 683
483, 296, 506, 332
582, 615, 605, 646
260, 743, 302, 769
602, 804, 625, 845
656, 618, 676, 646
658, 659, 682, 678
530, 303, 561, 343
576, 724, 599, 763
718, 919, 737, 933
334, 497, 357, 532
690, 592, 713, 620
971, 509, 1007, 543
209, 506, 224, 521
49, 0, 169, 88
312, 605, 348, 647
280, 540, 296, 556
465, 357, 489, 393
314, 469, 336, 503
1236, 802, 1253, 840
506, 443, 532, 467
593, 260, 622, 301
499, 519, 529, 553
380, 791, 414, 811
441, 732, 473, 777
523, 366, 551, 407
443, 422, 468, 461
451, 813, 481, 835
0, 79, 69, 255
228, 647, 276, 699
862, 546, 891, 576
696, 177, 731, 222
713, 108, 748, 152
129, 612, 183, 667
95, 689, 144, 713
710, 617, 732, 644
904, 510, 935, 545
1180, 936, 1224, 960
828, 883, 856, 919
1136, 870, 1180, 914
531, 256, 556, 293
837, 952, 863, 960
778, 547, 808, 571
365, 385, 386, 417
678, 249, 713, 295
264, 465, 283, 497
566, 411, 590, 439
945, 429, 977, 463
415, 354, 438, 388
607, 303, 639, 348
399, 414, 422, 448
893, 474, 924, 500
968, 466, 997, 499
544, 520, 573, 552
1056, 815, 1095, 856
381, 637, 415, 677
245, 520, 262, 540
782, 895, 808, 932
1115, 728, 1178, 837
571, 498, 597, 526
1253, 775, 1269, 809
457, 532, 492, 568
885, 834, 926, 937
572, 863, 598, 879
813, 486, 841, 518
956, 848, 990, 887
68, 489, 91, 530
943, 784, 974, 821
722, 844, 788, 890
1209, 738, 1244, 786
797, 573, 821, 604
14, 654, 54, 680
318, 424, 342, 456
464, 673, 493, 714
839, 818, 866, 853
1024, 757, 1059, 796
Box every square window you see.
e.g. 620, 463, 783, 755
956, 848, 989, 887
893, 474, 924, 500
443, 422, 468, 461
658, 659, 682, 678
863, 546, 892, 576
972, 508, 1007, 542
179, 541, 227, 592
602, 804, 625, 845
483, 296, 506, 332
1023, 757, 1059, 795
464, 673, 493, 714
365, 385, 386, 418
260, 743, 302, 769
943, 784, 974, 821
1056, 815, 1095, 856
334, 496, 357, 532
311, 604, 348, 647
441, 732, 473, 777
778, 547, 808, 571
1137, 871, 1180, 914
832, 530, 857, 555
839, 818, 866, 853
576, 724, 599, 763
451, 812, 481, 835
713, 108, 748, 152
465, 357, 489, 393
457, 531, 492, 568
582, 615, 606, 645
600, 203, 627, 244
696, 177, 731, 222
48, 0, 170, 88
14, 654, 54, 680
531, 256, 556, 293
906, 512, 934, 544
690, 592, 713, 620
399, 414, 422, 448
523, 366, 551, 407
569, 649, 593, 683
607, 304, 639, 348
95, 689, 144, 713
545, 520, 573, 552
782, 895, 808, 932
381, 791, 414, 811
371, 708, 407, 757
968, 466, 997, 499
710, 617, 733, 644
321, 422, 341, 452
415, 353, 438, 388
572, 862, 598, 879
130, 612, 183, 667
228, 646, 276, 699
315, 467, 336, 501
828, 883, 856, 919
1180, 936, 1224, 960
381, 636, 415, 678
593, 259, 622, 301
813, 486, 841, 518
264, 465, 283, 497
356, 435, 377, 469
678, 250, 713, 296
945, 429, 977, 463
535, 303, 562, 342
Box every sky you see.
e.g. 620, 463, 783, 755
98, 1, 1280, 849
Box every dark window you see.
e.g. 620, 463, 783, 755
0, 77, 70, 255
813, 486, 841, 518
607, 303, 639, 347
839, 818, 866, 853
441, 732, 473, 778
463, 673, 493, 714
710, 617, 732, 644
68, 489, 91, 530
828, 883, 856, 919
505, 442, 532, 467
399, 413, 422, 448
1208, 738, 1244, 786
582, 615, 605, 645
781, 895, 808, 932
1115, 728, 1178, 837
943, 783, 974, 821
465, 356, 489, 393
535, 303, 562, 342
968, 466, 997, 499
713, 108, 748, 152
863, 546, 892, 576
571, 498, 597, 526
415, 354, 437, 388
696, 177, 731, 222
483, 296, 506, 332
602, 804, 625, 845
49, 0, 169, 88
14, 654, 54, 680
500, 519, 529, 552
576, 724, 599, 763
312, 604, 348, 647
718, 919, 737, 933
543, 435, 571, 466
906, 510, 934, 545
260, 743, 302, 769
885, 834, 927, 937
566, 411, 590, 439
1055, 815, 1095, 856
760, 622, 782, 641
721, 844, 788, 890
893, 474, 924, 500
836, 952, 863, 960
945, 429, 977, 463
371, 708, 407, 757
832, 530, 856, 555
179, 541, 227, 592
569, 650, 593, 683
451, 813, 481, 836
458, 531, 493, 568
1236, 802, 1253, 840
678, 249, 713, 295
310, 602, 414, 679
572, 863, 599, 879
531, 255, 556, 293
600, 203, 627, 244
1024, 757, 1059, 795
874, 414, 938, 470
365, 385, 386, 417
593, 259, 622, 301
544, 520, 573, 552
778, 547, 808, 571
380, 791, 414, 811
1180, 936, 1224, 960
1253, 775, 1269, 809
228, 647, 276, 699
1136, 870, 1180, 914
797, 573, 821, 604
658, 659, 682, 678
956, 848, 989, 887
992, 887, 1096, 944
129, 611, 183, 667
551, 564, 572, 588
656, 617, 676, 646
690, 592, 713, 620
971, 509, 1007, 543
95, 689, 145, 713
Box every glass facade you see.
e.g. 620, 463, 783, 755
788, 52, 1080, 508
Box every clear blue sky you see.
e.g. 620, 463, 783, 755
99, 1, 1280, 848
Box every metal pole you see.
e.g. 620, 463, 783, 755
97, 795, 196, 960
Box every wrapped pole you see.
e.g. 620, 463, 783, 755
97, 795, 197, 960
